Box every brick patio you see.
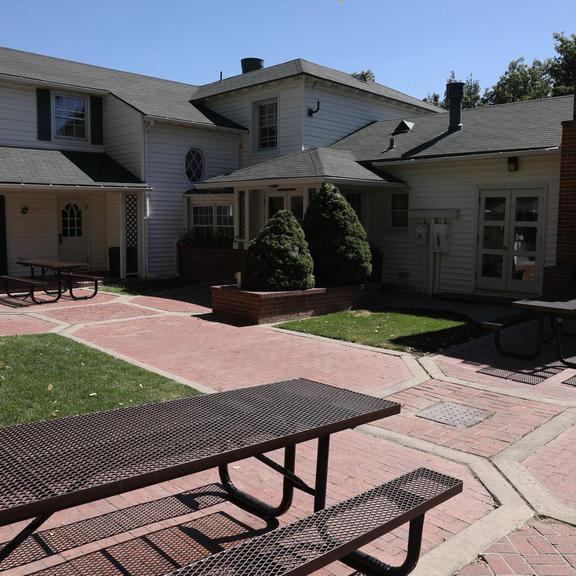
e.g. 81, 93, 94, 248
3, 288, 576, 575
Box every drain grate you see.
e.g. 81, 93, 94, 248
562, 375, 576, 387
417, 402, 493, 428
478, 365, 564, 385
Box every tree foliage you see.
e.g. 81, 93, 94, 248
423, 71, 482, 109
548, 32, 576, 95
303, 183, 372, 286
242, 210, 314, 291
351, 69, 376, 82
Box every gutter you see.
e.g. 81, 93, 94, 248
0, 72, 109, 95
195, 176, 407, 190
0, 182, 152, 191
369, 147, 560, 168
145, 115, 247, 134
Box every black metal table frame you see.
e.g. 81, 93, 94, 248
0, 399, 403, 571
496, 311, 576, 368
16, 261, 85, 304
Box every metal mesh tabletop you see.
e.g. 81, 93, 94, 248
0, 378, 399, 525
167, 468, 462, 576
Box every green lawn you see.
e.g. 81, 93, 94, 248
0, 333, 198, 427
100, 277, 192, 295
277, 309, 485, 354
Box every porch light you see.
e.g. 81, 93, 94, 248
20, 206, 29, 215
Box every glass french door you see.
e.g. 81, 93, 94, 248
476, 189, 543, 294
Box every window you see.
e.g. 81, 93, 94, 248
390, 193, 409, 229
61, 203, 83, 237
188, 203, 234, 247
185, 148, 204, 182
54, 95, 87, 139
257, 99, 278, 150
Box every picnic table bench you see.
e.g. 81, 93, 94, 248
0, 275, 51, 304
485, 295, 576, 367
0, 378, 462, 575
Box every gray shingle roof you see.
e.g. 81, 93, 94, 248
0, 47, 245, 130
191, 59, 442, 112
202, 147, 399, 185
0, 147, 147, 187
331, 95, 574, 162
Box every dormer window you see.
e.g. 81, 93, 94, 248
54, 94, 87, 139
185, 148, 204, 182
257, 99, 278, 150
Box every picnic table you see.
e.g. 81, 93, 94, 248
487, 295, 576, 368
0, 379, 462, 575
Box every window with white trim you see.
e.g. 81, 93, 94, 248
185, 148, 204, 182
256, 99, 278, 150
54, 94, 87, 139
390, 192, 409, 229
188, 202, 234, 247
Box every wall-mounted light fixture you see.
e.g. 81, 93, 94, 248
507, 156, 519, 172
20, 206, 29, 215
307, 101, 320, 117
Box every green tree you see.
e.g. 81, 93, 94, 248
547, 32, 576, 95
483, 58, 551, 104
351, 69, 376, 82
303, 183, 372, 286
242, 210, 314, 291
423, 71, 482, 109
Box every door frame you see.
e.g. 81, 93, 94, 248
475, 186, 546, 295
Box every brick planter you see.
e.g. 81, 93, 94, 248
178, 245, 246, 285
211, 284, 381, 324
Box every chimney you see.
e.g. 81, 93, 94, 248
241, 58, 264, 74
446, 81, 464, 131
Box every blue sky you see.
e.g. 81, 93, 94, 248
1, 0, 574, 98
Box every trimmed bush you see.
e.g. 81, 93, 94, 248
303, 183, 372, 286
242, 209, 315, 291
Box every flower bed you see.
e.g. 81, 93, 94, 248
211, 284, 381, 324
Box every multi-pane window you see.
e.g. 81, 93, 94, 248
61, 203, 83, 237
185, 148, 204, 182
189, 203, 234, 246
54, 95, 87, 139
390, 193, 409, 229
257, 100, 278, 150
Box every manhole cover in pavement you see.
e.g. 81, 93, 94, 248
417, 402, 493, 428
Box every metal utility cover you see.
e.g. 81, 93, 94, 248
417, 402, 493, 428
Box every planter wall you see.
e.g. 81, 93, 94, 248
211, 284, 381, 325
178, 245, 246, 285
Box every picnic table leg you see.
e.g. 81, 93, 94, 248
219, 445, 296, 518
494, 312, 544, 359
0, 513, 52, 564
552, 315, 576, 368
313, 435, 330, 512
342, 515, 425, 576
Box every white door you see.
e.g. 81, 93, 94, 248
58, 198, 88, 263
476, 189, 544, 294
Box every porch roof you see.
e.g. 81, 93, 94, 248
0, 147, 149, 189
199, 147, 404, 187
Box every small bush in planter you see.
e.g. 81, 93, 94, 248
242, 210, 314, 291
303, 183, 372, 286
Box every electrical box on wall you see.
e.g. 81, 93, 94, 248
432, 224, 449, 253
415, 224, 428, 246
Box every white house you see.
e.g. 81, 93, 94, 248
0, 48, 573, 297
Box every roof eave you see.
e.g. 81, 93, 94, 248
0, 182, 151, 191
145, 114, 247, 133
196, 176, 406, 189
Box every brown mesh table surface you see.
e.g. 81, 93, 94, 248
0, 378, 399, 526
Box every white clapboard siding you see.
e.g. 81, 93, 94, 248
303, 81, 428, 148
3, 191, 59, 276
106, 192, 121, 248
0, 80, 104, 152
146, 122, 241, 277
376, 153, 561, 294
203, 78, 303, 167
103, 95, 144, 180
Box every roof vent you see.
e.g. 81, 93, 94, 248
241, 58, 264, 74
392, 120, 414, 135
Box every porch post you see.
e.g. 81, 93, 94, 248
235, 189, 249, 249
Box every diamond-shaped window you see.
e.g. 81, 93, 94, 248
185, 148, 204, 182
